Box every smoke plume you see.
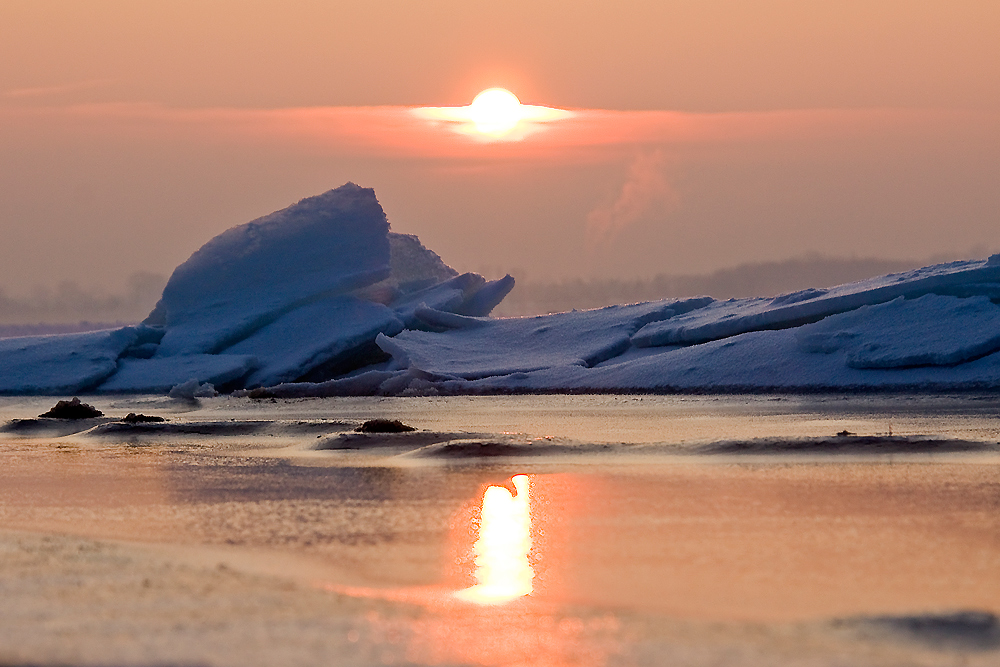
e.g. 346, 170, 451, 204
585, 150, 679, 250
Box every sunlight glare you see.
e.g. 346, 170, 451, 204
467, 88, 523, 135
414, 89, 572, 140
455, 474, 533, 604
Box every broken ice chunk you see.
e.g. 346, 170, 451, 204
0, 328, 138, 395
376, 300, 677, 380
222, 295, 404, 387
97, 354, 257, 393
152, 183, 393, 356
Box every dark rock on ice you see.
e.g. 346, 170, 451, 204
38, 397, 103, 419
122, 413, 166, 423
356, 418, 416, 433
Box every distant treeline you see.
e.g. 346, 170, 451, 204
0, 272, 165, 334
492, 255, 929, 316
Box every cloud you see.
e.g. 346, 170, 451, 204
4, 79, 115, 99
2, 102, 996, 163
585, 150, 679, 249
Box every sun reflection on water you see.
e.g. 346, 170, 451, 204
455, 474, 534, 604
321, 473, 625, 666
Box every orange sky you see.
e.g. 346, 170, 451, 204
2, 1, 1000, 293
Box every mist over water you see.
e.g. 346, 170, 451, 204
0, 271, 165, 334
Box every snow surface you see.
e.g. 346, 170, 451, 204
632, 259, 1000, 346
151, 183, 393, 356
376, 300, 684, 380
3, 182, 1000, 396
794, 295, 1000, 369
222, 295, 403, 388
96, 354, 257, 394
0, 328, 138, 395
441, 328, 1000, 393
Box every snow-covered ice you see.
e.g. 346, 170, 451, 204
0, 328, 138, 395
376, 300, 692, 380
150, 183, 393, 356
96, 354, 257, 394
632, 258, 1000, 347
222, 295, 403, 388
2, 182, 999, 395
794, 294, 1000, 369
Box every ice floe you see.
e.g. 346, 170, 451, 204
0, 327, 139, 394
149, 183, 394, 356
98, 354, 257, 394
221, 295, 403, 388
3, 182, 1000, 395
375, 300, 688, 380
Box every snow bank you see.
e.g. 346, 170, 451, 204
795, 294, 1000, 369
365, 257, 1000, 394
450, 326, 1000, 394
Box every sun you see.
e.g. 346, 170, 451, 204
414, 88, 572, 140
467, 88, 524, 135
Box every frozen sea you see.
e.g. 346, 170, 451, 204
2, 393, 1000, 667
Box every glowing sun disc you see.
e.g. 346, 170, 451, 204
468, 88, 523, 135
414, 88, 572, 139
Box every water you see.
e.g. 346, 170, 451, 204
2, 393, 1000, 665
5, 392, 997, 441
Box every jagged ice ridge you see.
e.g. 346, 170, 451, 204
2, 182, 1000, 395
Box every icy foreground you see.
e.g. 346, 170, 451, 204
2, 183, 1000, 395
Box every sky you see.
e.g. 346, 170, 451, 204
2, 0, 999, 298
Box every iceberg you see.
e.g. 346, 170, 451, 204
0, 183, 514, 394
3, 181, 999, 396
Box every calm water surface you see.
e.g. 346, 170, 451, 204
3, 393, 1000, 666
